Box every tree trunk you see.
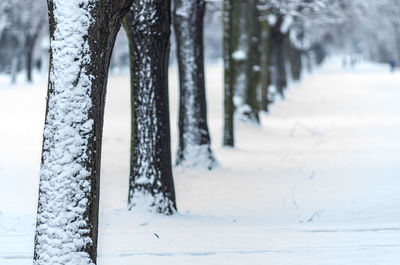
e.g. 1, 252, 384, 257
313, 43, 326, 65
260, 10, 271, 112
25, 19, 44, 83
124, 0, 176, 215
288, 44, 302, 82
33, 1, 132, 264
10, 55, 17, 84
223, 0, 235, 147
232, 0, 249, 105
243, 0, 261, 123
25, 43, 33, 82
173, 0, 216, 169
305, 51, 313, 73
269, 16, 287, 98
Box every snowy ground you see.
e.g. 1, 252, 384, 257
1, 58, 400, 264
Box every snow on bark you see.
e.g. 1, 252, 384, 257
174, 0, 216, 169
34, 1, 95, 264
232, 50, 246, 61
126, 0, 176, 214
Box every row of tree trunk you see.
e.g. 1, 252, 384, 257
34, 0, 320, 263
34, 0, 215, 264
1, 21, 44, 83
222, 0, 307, 147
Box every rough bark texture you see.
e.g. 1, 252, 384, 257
223, 0, 235, 147
33, 1, 132, 264
243, 0, 261, 123
173, 0, 216, 169
124, 0, 176, 215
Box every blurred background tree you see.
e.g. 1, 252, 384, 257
0, 0, 47, 83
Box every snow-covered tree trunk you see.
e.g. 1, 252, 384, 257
33, 1, 132, 264
124, 0, 176, 215
223, 0, 235, 147
232, 0, 249, 105
173, 0, 216, 169
243, 0, 261, 123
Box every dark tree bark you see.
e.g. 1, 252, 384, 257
288, 44, 302, 82
223, 0, 236, 147
33, 1, 132, 264
260, 9, 272, 112
173, 0, 216, 169
25, 41, 36, 82
313, 43, 326, 65
25, 42, 33, 82
243, 0, 261, 123
288, 16, 304, 82
24, 21, 43, 83
270, 16, 287, 98
124, 0, 176, 215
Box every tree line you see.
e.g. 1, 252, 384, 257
0, 0, 394, 264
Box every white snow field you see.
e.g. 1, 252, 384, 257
1, 57, 400, 265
